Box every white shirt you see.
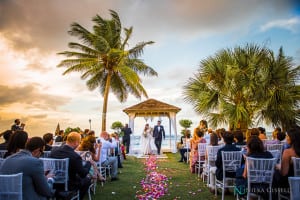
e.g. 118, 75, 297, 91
97, 137, 117, 164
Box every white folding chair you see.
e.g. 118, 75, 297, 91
195, 143, 207, 177
292, 157, 300, 177
0, 150, 7, 158
0, 158, 4, 166
40, 158, 79, 200
246, 157, 277, 200
0, 172, 23, 200
266, 143, 283, 153
289, 177, 300, 200
269, 150, 282, 164
183, 138, 191, 164
202, 145, 222, 185
215, 151, 242, 200
42, 151, 51, 158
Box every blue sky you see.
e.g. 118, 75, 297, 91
0, 0, 299, 137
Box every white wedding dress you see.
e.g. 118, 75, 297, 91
140, 128, 153, 155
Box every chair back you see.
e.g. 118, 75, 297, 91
40, 158, 69, 191
292, 157, 300, 177
198, 143, 207, 157
268, 150, 282, 164
221, 151, 242, 177
246, 157, 277, 200
206, 145, 222, 164
289, 177, 300, 200
0, 172, 23, 200
0, 150, 7, 158
42, 151, 51, 158
0, 158, 4, 166
266, 143, 283, 152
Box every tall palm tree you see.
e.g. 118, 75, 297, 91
57, 10, 157, 131
183, 44, 300, 130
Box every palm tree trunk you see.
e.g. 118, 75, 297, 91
101, 71, 112, 131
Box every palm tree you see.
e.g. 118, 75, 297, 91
57, 10, 157, 131
258, 47, 300, 131
183, 44, 300, 130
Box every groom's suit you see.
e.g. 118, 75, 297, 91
153, 124, 165, 154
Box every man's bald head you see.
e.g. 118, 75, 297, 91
66, 132, 81, 148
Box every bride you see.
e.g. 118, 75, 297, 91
141, 123, 153, 155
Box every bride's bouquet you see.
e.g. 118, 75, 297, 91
143, 131, 148, 138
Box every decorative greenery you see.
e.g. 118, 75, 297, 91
64, 127, 82, 135
179, 119, 193, 135
111, 121, 124, 137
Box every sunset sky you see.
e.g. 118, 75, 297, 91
0, 0, 300, 137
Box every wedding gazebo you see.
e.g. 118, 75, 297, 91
123, 98, 181, 153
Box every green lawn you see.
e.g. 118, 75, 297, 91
88, 153, 236, 200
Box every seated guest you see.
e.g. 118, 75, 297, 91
4, 130, 28, 158
97, 131, 119, 181
276, 126, 300, 190
178, 130, 191, 162
43, 133, 54, 151
205, 132, 220, 191
235, 136, 273, 199
189, 127, 206, 173
50, 132, 91, 200
234, 130, 246, 146
77, 135, 105, 182
0, 130, 12, 150
55, 130, 64, 142
215, 131, 240, 181
258, 127, 267, 140
0, 136, 54, 199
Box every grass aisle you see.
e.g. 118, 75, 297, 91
90, 153, 235, 199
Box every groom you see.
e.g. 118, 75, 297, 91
153, 120, 165, 155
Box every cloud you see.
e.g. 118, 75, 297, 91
260, 17, 300, 32
0, 0, 296, 53
0, 84, 70, 110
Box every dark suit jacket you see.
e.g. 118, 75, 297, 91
0, 150, 54, 200
122, 127, 132, 139
153, 125, 165, 140
215, 144, 241, 180
50, 144, 91, 190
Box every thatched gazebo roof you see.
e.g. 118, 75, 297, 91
123, 98, 181, 117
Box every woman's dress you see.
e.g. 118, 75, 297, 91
141, 128, 152, 155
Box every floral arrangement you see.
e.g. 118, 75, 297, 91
136, 155, 169, 199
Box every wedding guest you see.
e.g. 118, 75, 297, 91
178, 129, 191, 162
11, 119, 23, 132
50, 132, 91, 200
0, 137, 54, 199
121, 124, 132, 154
77, 135, 105, 182
215, 131, 240, 183
4, 130, 28, 158
258, 127, 267, 140
234, 130, 246, 146
235, 135, 273, 199
110, 133, 123, 168
0, 130, 12, 150
97, 131, 119, 181
189, 127, 206, 173
43, 133, 54, 151
276, 126, 300, 190
55, 130, 64, 142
